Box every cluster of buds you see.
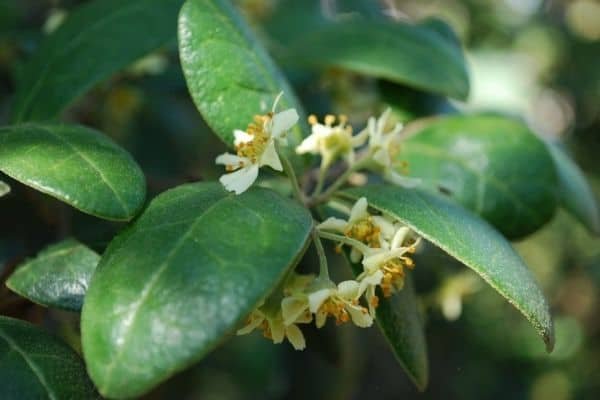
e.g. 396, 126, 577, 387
237, 197, 420, 350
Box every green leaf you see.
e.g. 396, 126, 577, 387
0, 181, 9, 197
6, 239, 99, 311
418, 18, 463, 51
178, 0, 307, 151
264, 0, 384, 44
339, 184, 554, 351
397, 114, 558, 238
375, 276, 428, 390
0, 316, 98, 400
283, 18, 469, 100
547, 144, 600, 235
348, 252, 428, 390
0, 122, 146, 221
11, 0, 182, 122
81, 182, 312, 398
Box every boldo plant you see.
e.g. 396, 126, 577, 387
1, 0, 598, 398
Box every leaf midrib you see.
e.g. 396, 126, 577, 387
98, 191, 232, 391
36, 124, 130, 215
0, 326, 57, 400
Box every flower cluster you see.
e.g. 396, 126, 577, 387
319, 197, 421, 302
294, 109, 419, 188
295, 114, 365, 168
216, 94, 299, 194
236, 197, 420, 350
359, 109, 421, 187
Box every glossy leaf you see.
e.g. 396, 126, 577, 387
6, 239, 100, 311
178, 0, 307, 152
11, 0, 182, 122
81, 182, 312, 398
375, 276, 428, 390
283, 18, 469, 100
339, 185, 554, 351
0, 123, 146, 221
547, 144, 600, 234
0, 181, 9, 197
264, 0, 384, 45
347, 249, 428, 390
397, 115, 558, 238
0, 316, 98, 400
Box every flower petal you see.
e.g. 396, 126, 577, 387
376, 108, 391, 134
373, 148, 391, 167
351, 127, 369, 147
281, 296, 309, 326
337, 280, 360, 300
362, 249, 389, 273
219, 164, 259, 194
315, 310, 328, 328
285, 324, 306, 350
215, 153, 248, 168
346, 304, 373, 327
358, 270, 384, 297
272, 108, 299, 137
236, 312, 264, 335
349, 197, 369, 223
259, 141, 283, 171
350, 247, 363, 263
312, 123, 332, 137
317, 217, 347, 233
234, 129, 254, 146
308, 288, 334, 313
391, 227, 410, 249
372, 216, 396, 240
295, 132, 320, 154
269, 316, 285, 344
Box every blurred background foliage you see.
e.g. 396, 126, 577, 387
1, 0, 599, 399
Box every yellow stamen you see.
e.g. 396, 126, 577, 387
344, 217, 381, 248
235, 113, 273, 162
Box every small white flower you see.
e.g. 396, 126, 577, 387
360, 108, 421, 188
359, 227, 420, 298
318, 197, 395, 261
296, 114, 366, 168
308, 280, 373, 328
237, 307, 307, 351
216, 94, 299, 194
358, 269, 384, 317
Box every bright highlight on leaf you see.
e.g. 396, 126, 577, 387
6, 239, 99, 311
